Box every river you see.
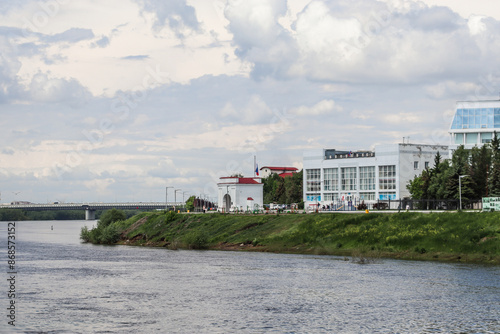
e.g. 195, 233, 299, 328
1, 220, 499, 333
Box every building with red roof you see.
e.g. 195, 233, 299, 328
259, 166, 298, 178
217, 176, 263, 212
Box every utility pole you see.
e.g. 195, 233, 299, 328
175, 189, 181, 212
165, 186, 173, 211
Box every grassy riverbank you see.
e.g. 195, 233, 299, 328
83, 211, 500, 264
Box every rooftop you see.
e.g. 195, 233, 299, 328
324, 149, 375, 160
218, 177, 261, 184
260, 166, 298, 171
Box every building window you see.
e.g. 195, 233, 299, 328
451, 108, 497, 130
414, 161, 419, 170
323, 193, 338, 202
481, 132, 493, 143
379, 192, 396, 200
466, 133, 478, 145
424, 161, 429, 169
306, 169, 321, 192
306, 194, 321, 202
341, 167, 357, 191
359, 166, 375, 190
323, 168, 338, 191
454, 133, 464, 145
360, 192, 375, 201
379, 165, 396, 190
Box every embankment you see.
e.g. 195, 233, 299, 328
85, 211, 500, 264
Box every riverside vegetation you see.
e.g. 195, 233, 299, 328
81, 209, 500, 264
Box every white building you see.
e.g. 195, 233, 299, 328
259, 166, 298, 178
217, 176, 263, 212
449, 100, 500, 151
303, 144, 449, 209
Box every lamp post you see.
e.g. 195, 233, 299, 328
459, 175, 468, 211
175, 189, 182, 211
165, 186, 173, 211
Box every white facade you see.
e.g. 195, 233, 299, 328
217, 177, 263, 212
259, 166, 298, 178
449, 100, 500, 151
303, 144, 449, 208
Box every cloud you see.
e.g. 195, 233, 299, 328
224, 0, 297, 79
27, 72, 91, 105
218, 94, 274, 124
121, 55, 150, 60
290, 99, 342, 116
0, 35, 22, 102
43, 28, 95, 43
93, 35, 110, 48
223, 0, 500, 85
135, 0, 201, 37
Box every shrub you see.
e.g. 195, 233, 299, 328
183, 230, 209, 249
99, 225, 121, 244
98, 208, 126, 229
80, 226, 91, 242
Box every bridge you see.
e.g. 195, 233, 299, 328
0, 202, 180, 220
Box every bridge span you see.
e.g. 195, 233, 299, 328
0, 202, 179, 220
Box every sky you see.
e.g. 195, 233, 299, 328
1, 0, 500, 204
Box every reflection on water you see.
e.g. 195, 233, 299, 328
1, 220, 499, 333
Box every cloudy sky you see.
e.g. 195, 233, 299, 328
1, 0, 500, 204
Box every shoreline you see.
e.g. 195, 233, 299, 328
84, 211, 500, 265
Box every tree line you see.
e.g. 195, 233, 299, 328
262, 170, 303, 207
407, 132, 500, 202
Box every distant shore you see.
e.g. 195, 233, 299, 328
83, 211, 500, 265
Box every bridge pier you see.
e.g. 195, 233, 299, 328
85, 209, 96, 220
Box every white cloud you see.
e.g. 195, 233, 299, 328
290, 99, 342, 116
2, 0, 500, 203
28, 72, 91, 104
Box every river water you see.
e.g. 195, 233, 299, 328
1, 220, 499, 333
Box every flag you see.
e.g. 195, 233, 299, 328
255, 163, 259, 176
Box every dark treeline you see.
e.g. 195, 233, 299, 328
0, 209, 145, 221
407, 132, 500, 202
262, 170, 303, 207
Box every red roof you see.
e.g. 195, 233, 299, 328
238, 178, 259, 184
279, 172, 295, 178
218, 177, 260, 184
247, 197, 254, 200
260, 166, 298, 171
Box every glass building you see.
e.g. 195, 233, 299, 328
449, 100, 500, 149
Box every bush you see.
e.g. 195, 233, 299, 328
183, 230, 209, 249
99, 225, 121, 244
80, 226, 91, 242
98, 208, 126, 229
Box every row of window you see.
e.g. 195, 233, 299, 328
306, 166, 396, 192
307, 192, 397, 202
454, 132, 493, 145
451, 108, 500, 130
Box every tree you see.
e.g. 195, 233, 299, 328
470, 145, 491, 198
489, 131, 500, 196
185, 196, 196, 211
97, 208, 126, 229
262, 170, 303, 204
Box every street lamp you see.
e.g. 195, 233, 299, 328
165, 186, 173, 211
175, 189, 182, 211
459, 175, 468, 211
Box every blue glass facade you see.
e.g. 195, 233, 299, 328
451, 108, 500, 130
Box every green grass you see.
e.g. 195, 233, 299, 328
98, 211, 500, 264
